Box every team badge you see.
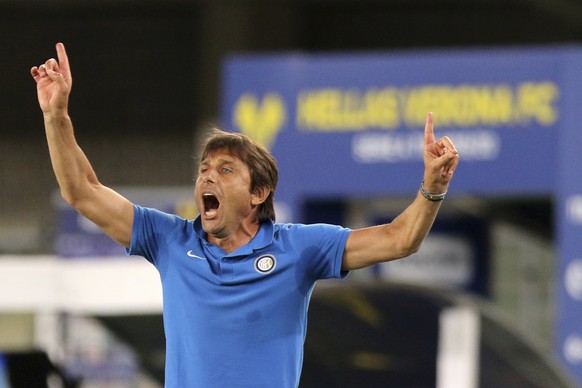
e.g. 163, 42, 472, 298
254, 255, 276, 274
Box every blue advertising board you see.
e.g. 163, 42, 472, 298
53, 188, 197, 258
222, 47, 564, 222
220, 46, 582, 384
555, 49, 582, 384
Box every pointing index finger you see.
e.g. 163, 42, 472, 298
55, 42, 72, 81
424, 112, 435, 146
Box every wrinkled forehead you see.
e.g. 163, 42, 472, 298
200, 147, 246, 166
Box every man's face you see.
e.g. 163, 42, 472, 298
194, 149, 257, 238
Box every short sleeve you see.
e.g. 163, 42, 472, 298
290, 223, 351, 280
126, 205, 183, 266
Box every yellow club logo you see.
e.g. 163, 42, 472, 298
233, 93, 286, 150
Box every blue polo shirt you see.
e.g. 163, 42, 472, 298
127, 205, 351, 388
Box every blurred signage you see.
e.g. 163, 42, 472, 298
221, 47, 570, 222
53, 188, 197, 258
376, 234, 474, 288
372, 216, 489, 295
555, 46, 582, 385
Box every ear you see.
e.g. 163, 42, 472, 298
251, 186, 270, 206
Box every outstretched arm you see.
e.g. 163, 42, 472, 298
31, 43, 133, 247
342, 112, 460, 271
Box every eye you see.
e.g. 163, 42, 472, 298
221, 167, 233, 174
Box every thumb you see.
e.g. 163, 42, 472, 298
44, 58, 66, 85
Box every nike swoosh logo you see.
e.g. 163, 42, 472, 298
187, 250, 207, 260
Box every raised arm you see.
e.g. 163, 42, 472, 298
342, 112, 460, 271
31, 43, 134, 248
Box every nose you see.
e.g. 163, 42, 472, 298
200, 167, 217, 183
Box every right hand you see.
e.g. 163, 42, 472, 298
30, 42, 72, 115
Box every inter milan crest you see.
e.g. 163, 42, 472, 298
254, 254, 277, 274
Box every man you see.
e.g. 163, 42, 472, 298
32, 43, 459, 387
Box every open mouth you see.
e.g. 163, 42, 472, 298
202, 193, 220, 217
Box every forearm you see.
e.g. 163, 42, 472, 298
343, 184, 444, 270
44, 112, 100, 206
34, 43, 134, 247
388, 189, 443, 256
387, 165, 452, 255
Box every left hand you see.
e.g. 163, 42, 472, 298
422, 112, 459, 193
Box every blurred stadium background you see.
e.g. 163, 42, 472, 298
2, 0, 582, 387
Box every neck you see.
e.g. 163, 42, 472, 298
207, 221, 261, 254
